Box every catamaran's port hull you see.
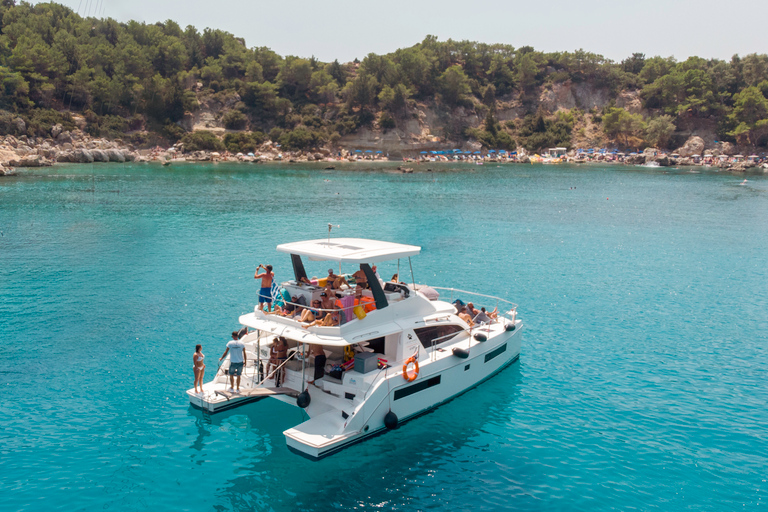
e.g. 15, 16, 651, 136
285, 327, 522, 460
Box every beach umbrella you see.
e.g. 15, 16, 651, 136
420, 151, 427, 154
473, 151, 481, 154
499, 150, 507, 153
488, 150, 496, 153
365, 150, 372, 153
376, 151, 383, 154
247, 152, 255, 157
510, 151, 517, 155
355, 150, 362, 153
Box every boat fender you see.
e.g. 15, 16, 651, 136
402, 356, 419, 382
505, 323, 516, 332
452, 347, 470, 359
474, 332, 487, 342
297, 390, 311, 409
384, 411, 398, 430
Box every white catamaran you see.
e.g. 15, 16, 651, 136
187, 237, 523, 459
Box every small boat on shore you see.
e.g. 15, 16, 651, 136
187, 237, 523, 459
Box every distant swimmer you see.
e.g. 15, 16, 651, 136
740, 179, 748, 185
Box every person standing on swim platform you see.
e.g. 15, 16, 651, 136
220, 331, 247, 393
255, 264, 274, 311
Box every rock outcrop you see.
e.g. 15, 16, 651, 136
106, 149, 125, 162
675, 136, 705, 157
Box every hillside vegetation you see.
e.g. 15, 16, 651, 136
1, 1, 768, 153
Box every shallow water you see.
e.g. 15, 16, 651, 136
1, 162, 767, 511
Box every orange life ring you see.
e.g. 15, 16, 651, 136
402, 356, 419, 382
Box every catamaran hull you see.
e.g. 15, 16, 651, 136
285, 327, 522, 460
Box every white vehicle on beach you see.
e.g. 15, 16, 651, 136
187, 237, 523, 459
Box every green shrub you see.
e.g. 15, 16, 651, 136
180, 130, 226, 152
278, 127, 325, 150
223, 131, 266, 153
269, 127, 284, 142
222, 110, 248, 130
162, 123, 186, 142
130, 132, 151, 147
24, 109, 76, 137
379, 112, 396, 131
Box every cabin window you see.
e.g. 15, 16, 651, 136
414, 324, 463, 349
357, 336, 385, 354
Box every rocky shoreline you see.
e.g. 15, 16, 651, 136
1, 129, 766, 176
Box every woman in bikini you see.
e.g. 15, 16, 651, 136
193, 344, 205, 394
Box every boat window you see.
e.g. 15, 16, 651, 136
356, 336, 384, 354
414, 324, 463, 349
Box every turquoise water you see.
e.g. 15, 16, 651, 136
1, 162, 767, 511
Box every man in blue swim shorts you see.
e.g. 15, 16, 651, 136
255, 264, 274, 311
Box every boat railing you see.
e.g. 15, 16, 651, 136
426, 286, 518, 320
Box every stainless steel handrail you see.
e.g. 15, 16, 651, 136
425, 286, 518, 310
423, 286, 516, 320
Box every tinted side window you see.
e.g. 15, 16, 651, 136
414, 324, 463, 349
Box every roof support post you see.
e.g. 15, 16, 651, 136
361, 263, 388, 310
291, 254, 308, 283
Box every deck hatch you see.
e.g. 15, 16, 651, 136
394, 375, 441, 400
484, 343, 507, 363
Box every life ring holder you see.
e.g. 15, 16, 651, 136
402, 356, 419, 382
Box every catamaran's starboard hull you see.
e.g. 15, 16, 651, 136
285, 325, 522, 460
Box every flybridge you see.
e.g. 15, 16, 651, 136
276, 238, 421, 263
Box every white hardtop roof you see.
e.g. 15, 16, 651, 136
276, 238, 420, 264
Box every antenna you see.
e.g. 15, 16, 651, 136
327, 223, 340, 242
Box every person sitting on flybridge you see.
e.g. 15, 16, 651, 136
351, 266, 368, 298
326, 269, 347, 290
304, 307, 341, 327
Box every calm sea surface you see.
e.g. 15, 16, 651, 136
1, 162, 767, 511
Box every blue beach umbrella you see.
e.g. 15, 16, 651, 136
473, 151, 481, 154
376, 151, 382, 154
420, 151, 427, 154
365, 150, 372, 153
488, 150, 496, 153
355, 149, 361, 153
499, 150, 506, 154
511, 151, 517, 155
